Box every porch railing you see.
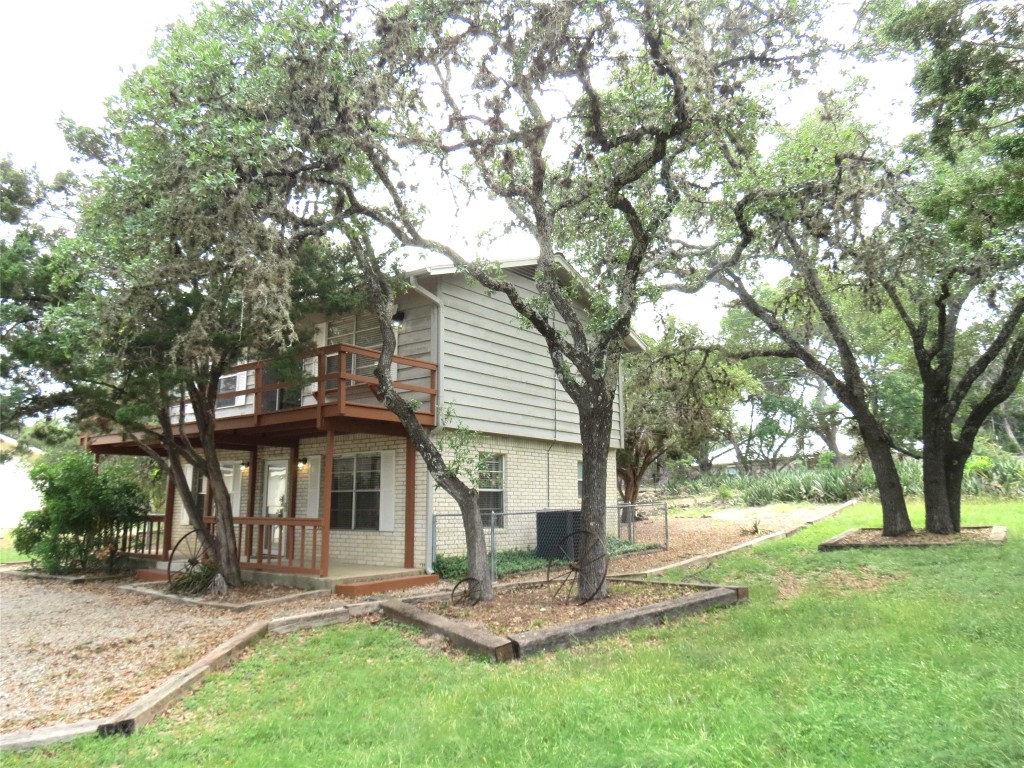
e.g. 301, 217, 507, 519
204, 516, 326, 575
107, 515, 167, 560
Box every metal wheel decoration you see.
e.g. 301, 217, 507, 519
167, 529, 209, 585
451, 577, 483, 606
546, 530, 608, 605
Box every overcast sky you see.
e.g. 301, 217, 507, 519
1, 1, 198, 178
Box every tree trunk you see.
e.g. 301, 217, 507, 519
193, 395, 243, 587
921, 430, 957, 534
579, 402, 613, 600
859, 420, 913, 536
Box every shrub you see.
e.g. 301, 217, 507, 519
169, 562, 219, 595
12, 451, 149, 573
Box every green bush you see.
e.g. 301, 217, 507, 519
11, 451, 150, 574
433, 548, 550, 581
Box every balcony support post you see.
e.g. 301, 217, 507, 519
320, 430, 334, 577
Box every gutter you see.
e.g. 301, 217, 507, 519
409, 275, 444, 573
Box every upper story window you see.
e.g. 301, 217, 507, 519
478, 454, 505, 529
327, 313, 383, 381
216, 372, 246, 409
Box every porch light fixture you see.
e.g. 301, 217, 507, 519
391, 310, 406, 330
297, 457, 308, 470
240, 461, 250, 471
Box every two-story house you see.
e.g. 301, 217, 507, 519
82, 256, 641, 587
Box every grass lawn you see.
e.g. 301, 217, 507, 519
0, 529, 26, 564
8, 499, 1023, 767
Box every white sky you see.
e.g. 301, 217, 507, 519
1, 1, 917, 338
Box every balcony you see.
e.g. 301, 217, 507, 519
84, 343, 437, 453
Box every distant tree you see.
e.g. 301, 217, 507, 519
680, 98, 1022, 535
617, 322, 742, 507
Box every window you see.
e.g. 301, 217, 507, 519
216, 372, 246, 409
331, 454, 382, 530
327, 313, 383, 383
478, 454, 504, 529
194, 473, 208, 516
577, 461, 584, 498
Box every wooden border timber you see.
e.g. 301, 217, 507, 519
509, 586, 744, 658
380, 600, 516, 662
818, 525, 1007, 551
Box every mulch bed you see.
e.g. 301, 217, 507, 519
428, 580, 706, 636
819, 525, 1006, 551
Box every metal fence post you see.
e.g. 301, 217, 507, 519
662, 501, 669, 550
489, 519, 497, 582
430, 513, 436, 573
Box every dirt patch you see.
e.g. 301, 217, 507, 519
428, 580, 705, 636
819, 526, 1005, 551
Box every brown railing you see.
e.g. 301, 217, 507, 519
106, 515, 167, 560
219, 343, 437, 426
205, 516, 326, 575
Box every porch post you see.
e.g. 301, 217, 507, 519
320, 430, 334, 577
163, 475, 176, 557
404, 439, 416, 569
287, 444, 299, 564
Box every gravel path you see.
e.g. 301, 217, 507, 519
0, 503, 834, 734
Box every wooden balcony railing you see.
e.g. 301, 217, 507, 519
216, 342, 437, 427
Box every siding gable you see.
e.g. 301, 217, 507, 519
437, 272, 622, 446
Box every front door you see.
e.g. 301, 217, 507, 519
262, 459, 289, 557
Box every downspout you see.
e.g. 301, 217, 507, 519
410, 275, 444, 573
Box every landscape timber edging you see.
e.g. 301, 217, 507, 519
628, 499, 858, 577
508, 586, 744, 658
380, 599, 517, 662
117, 583, 334, 611
0, 602, 373, 751
381, 582, 747, 663
818, 524, 1007, 551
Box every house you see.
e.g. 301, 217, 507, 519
82, 257, 641, 586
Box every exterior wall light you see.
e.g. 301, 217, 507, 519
297, 457, 308, 470
391, 311, 406, 330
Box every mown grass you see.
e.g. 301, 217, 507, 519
9, 500, 1023, 767
0, 529, 26, 563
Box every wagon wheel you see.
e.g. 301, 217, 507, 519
167, 529, 209, 586
451, 577, 483, 606
547, 530, 608, 605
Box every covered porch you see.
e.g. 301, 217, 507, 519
86, 343, 438, 583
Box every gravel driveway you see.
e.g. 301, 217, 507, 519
0, 503, 836, 734
0, 576, 347, 733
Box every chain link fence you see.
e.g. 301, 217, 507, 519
430, 501, 668, 581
